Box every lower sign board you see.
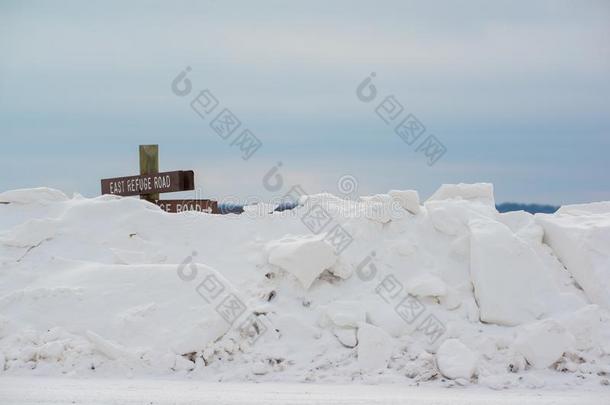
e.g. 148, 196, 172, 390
155, 199, 219, 214
101, 170, 194, 197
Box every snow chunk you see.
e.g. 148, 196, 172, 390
496, 210, 543, 244
86, 330, 131, 360
333, 328, 358, 348
536, 211, 610, 308
425, 199, 496, 237
479, 373, 519, 390
427, 183, 495, 206
38, 341, 64, 360
357, 324, 393, 371
469, 218, 562, 325
406, 274, 447, 297
327, 260, 353, 280
557, 201, 610, 215
390, 239, 417, 257
556, 305, 604, 351
319, 300, 366, 329
436, 339, 478, 379
267, 235, 337, 289
360, 194, 395, 223
250, 361, 268, 375
514, 319, 574, 369
364, 297, 411, 338
171, 318, 231, 355
173, 355, 195, 372
388, 190, 420, 214
449, 235, 470, 258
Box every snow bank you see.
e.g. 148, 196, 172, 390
0, 185, 609, 390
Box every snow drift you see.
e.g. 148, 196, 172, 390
0, 184, 609, 390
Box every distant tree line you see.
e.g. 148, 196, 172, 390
495, 202, 558, 214
218, 201, 560, 215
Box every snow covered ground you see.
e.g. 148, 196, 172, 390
0, 377, 606, 405
0, 183, 609, 399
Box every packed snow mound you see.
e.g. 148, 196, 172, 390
0, 185, 609, 390
0, 218, 59, 248
0, 187, 68, 204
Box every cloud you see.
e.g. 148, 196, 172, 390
0, 0, 608, 204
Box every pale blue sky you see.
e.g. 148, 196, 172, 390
1, 0, 609, 204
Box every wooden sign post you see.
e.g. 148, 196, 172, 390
100, 145, 219, 214
139, 145, 159, 202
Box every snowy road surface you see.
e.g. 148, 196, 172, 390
0, 378, 606, 404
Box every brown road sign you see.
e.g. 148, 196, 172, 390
155, 199, 219, 214
101, 170, 194, 197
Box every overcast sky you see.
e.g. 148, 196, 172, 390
1, 0, 609, 205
